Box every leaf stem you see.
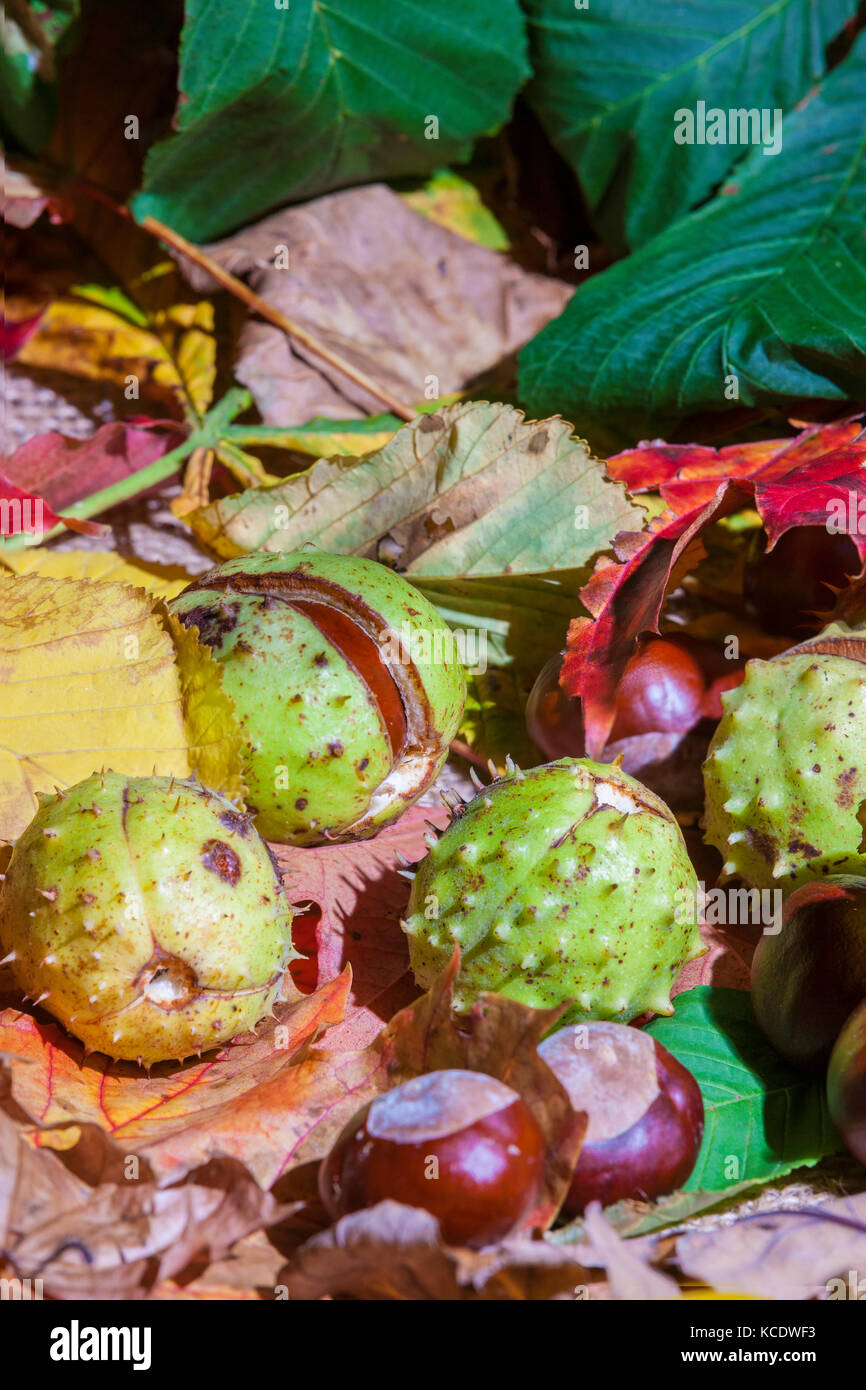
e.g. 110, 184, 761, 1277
0, 387, 253, 552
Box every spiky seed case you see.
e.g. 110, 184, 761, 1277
403, 758, 703, 1024
703, 648, 866, 891
171, 550, 466, 845
0, 772, 294, 1065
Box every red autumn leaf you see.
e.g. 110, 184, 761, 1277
671, 918, 758, 998
274, 803, 450, 1053
2, 307, 47, 361
565, 418, 866, 756
608, 417, 865, 525
562, 496, 731, 754
1, 418, 184, 524
0, 472, 105, 539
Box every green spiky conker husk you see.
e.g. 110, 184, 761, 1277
703, 646, 866, 891
171, 551, 466, 845
0, 773, 294, 1065
403, 759, 703, 1023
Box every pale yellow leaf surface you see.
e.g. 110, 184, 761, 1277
0, 576, 244, 841
0, 548, 194, 600
162, 609, 246, 803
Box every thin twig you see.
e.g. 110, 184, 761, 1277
76, 180, 418, 423
449, 738, 493, 772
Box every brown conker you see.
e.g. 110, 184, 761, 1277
526, 636, 743, 763
608, 639, 706, 740
318, 1069, 546, 1247
827, 999, 866, 1167
524, 654, 585, 761
538, 1022, 704, 1213
750, 878, 866, 1073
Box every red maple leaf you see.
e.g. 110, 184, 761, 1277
564, 418, 866, 756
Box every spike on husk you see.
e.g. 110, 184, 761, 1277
0, 772, 296, 1066
402, 758, 703, 1025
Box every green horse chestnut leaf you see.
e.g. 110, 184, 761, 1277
171, 551, 466, 844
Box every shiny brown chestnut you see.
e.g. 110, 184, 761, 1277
524, 653, 586, 761
827, 999, 866, 1167
608, 639, 706, 740
526, 636, 743, 762
538, 1022, 704, 1213
751, 877, 866, 1073
318, 1069, 546, 1247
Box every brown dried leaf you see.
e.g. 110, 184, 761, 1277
659, 1194, 866, 1300
0, 974, 352, 1187
582, 1202, 682, 1301
6, 1151, 284, 1300
279, 1200, 594, 1301
178, 185, 572, 424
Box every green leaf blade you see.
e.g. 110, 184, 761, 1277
132, 0, 531, 240
524, 0, 856, 251
646, 986, 842, 1192
188, 401, 644, 579
519, 32, 866, 442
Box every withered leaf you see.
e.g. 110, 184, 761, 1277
177, 186, 572, 424
0, 574, 244, 841
189, 399, 643, 579
280, 1200, 595, 1301
658, 1193, 866, 1300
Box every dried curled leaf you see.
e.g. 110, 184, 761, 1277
174, 185, 564, 424
582, 1203, 681, 1301
279, 1200, 596, 1301
0, 1073, 287, 1299
650, 1192, 866, 1300
0, 973, 352, 1188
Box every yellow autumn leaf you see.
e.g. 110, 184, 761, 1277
15, 275, 215, 421
162, 608, 246, 802
0, 576, 244, 842
0, 547, 194, 600
402, 169, 509, 250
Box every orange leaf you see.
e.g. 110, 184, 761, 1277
0, 972, 351, 1186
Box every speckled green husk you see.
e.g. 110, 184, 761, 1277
171, 550, 465, 845
704, 640, 866, 891
0, 773, 293, 1064
403, 758, 703, 1024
